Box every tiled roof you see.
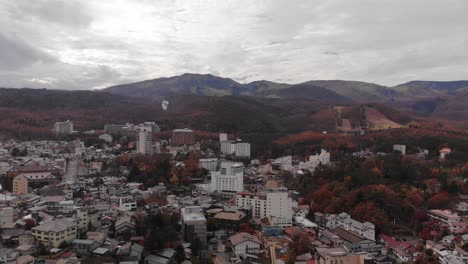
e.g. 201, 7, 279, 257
214, 211, 246, 221
229, 232, 261, 246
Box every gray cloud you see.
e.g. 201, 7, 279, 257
0, 0, 467, 90
0, 33, 55, 70
10, 0, 92, 28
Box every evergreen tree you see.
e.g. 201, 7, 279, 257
174, 244, 186, 263
190, 237, 202, 257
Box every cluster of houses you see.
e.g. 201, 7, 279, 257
0, 132, 466, 264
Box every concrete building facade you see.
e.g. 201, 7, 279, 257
181, 206, 207, 245
12, 175, 28, 195
172, 129, 195, 146
54, 121, 73, 136
236, 188, 296, 227
136, 126, 153, 155
299, 149, 331, 171
32, 219, 77, 248
211, 162, 244, 193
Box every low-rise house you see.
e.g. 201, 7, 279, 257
73, 239, 97, 256
144, 249, 175, 264
18, 234, 35, 246
42, 196, 65, 215
430, 242, 450, 262
456, 201, 468, 213
144, 255, 171, 264
115, 217, 136, 236
229, 232, 261, 256
1, 228, 25, 247
118, 196, 137, 211
16, 244, 36, 256
86, 232, 106, 245
0, 207, 18, 225
16, 255, 35, 264
441, 247, 468, 264
380, 234, 419, 263
0, 247, 19, 263
462, 234, 468, 245
448, 222, 467, 234
442, 235, 455, 245
130, 243, 144, 262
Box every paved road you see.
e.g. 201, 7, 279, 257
63, 158, 79, 183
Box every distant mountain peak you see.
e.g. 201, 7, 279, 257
102, 73, 468, 104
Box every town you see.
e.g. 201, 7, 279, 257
0, 120, 465, 264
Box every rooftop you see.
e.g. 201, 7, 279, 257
181, 206, 206, 222
32, 219, 76, 232
173, 128, 194, 133
214, 211, 246, 221
73, 239, 95, 245
428, 209, 461, 219
316, 247, 348, 257
331, 227, 365, 244
229, 232, 261, 246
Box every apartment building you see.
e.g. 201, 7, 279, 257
32, 219, 77, 248
220, 140, 251, 158
427, 209, 462, 224
236, 188, 296, 227
298, 149, 331, 171
12, 175, 28, 195
136, 126, 153, 155
335, 213, 375, 241
172, 128, 195, 146
211, 162, 244, 193
199, 158, 219, 171
181, 206, 207, 245
54, 120, 73, 136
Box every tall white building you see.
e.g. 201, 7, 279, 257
235, 188, 296, 227
235, 142, 251, 158
221, 140, 236, 155
211, 162, 244, 193
143, 121, 161, 133
298, 149, 331, 171
136, 126, 152, 154
219, 133, 228, 142
220, 140, 251, 158
199, 158, 219, 171
54, 120, 73, 136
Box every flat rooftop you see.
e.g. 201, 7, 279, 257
181, 206, 206, 222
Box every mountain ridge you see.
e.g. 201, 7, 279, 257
102, 73, 468, 103
0, 74, 467, 132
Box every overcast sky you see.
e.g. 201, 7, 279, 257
1, 0, 468, 90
